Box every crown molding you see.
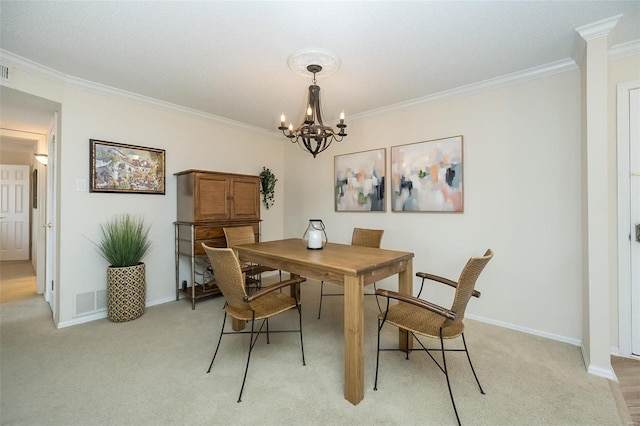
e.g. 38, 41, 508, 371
0, 49, 272, 136
2, 42, 637, 133
609, 39, 640, 60
576, 14, 622, 42
572, 14, 623, 65
352, 58, 579, 121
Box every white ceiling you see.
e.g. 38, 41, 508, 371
1, 1, 639, 136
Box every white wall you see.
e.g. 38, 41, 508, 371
285, 70, 584, 343
8, 68, 286, 326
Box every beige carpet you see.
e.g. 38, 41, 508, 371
0, 268, 623, 425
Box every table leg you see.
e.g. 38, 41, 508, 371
398, 258, 414, 352
232, 273, 248, 331
344, 275, 364, 405
289, 273, 301, 300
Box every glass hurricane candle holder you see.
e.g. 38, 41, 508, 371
303, 219, 327, 250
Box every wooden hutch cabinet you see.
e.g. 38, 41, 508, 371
174, 169, 261, 309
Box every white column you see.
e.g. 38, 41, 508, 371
575, 15, 621, 380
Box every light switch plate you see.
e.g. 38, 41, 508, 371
76, 179, 87, 192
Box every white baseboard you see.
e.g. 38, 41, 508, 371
467, 314, 619, 382
588, 364, 618, 382
466, 313, 582, 346
146, 295, 177, 307
581, 341, 618, 382
58, 311, 107, 328
57, 295, 179, 328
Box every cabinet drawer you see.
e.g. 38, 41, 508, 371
195, 227, 225, 240
195, 238, 227, 255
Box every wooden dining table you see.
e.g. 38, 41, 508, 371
234, 238, 414, 405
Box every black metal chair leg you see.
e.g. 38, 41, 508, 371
405, 329, 410, 360
461, 333, 484, 394
266, 318, 270, 344
440, 329, 461, 426
317, 281, 325, 319
237, 316, 257, 403
374, 318, 383, 390
416, 277, 426, 298
372, 283, 382, 312
207, 311, 228, 373
374, 298, 390, 391
296, 302, 306, 365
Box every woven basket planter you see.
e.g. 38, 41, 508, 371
107, 263, 146, 322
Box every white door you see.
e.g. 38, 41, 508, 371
44, 114, 57, 317
619, 82, 640, 357
0, 165, 30, 261
630, 87, 640, 355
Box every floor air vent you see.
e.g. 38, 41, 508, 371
75, 290, 107, 316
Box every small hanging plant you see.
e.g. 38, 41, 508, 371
259, 166, 277, 209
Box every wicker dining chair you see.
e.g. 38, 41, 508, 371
223, 226, 281, 291
374, 249, 494, 426
202, 244, 306, 403
317, 227, 384, 319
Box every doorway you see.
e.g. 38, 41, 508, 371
0, 87, 60, 323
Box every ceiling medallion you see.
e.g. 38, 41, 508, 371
287, 48, 341, 78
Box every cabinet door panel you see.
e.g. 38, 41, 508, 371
231, 178, 260, 220
195, 174, 229, 221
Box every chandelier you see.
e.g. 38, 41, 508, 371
278, 64, 347, 158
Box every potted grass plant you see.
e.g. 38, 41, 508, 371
95, 214, 151, 322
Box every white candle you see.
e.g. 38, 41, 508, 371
308, 229, 322, 249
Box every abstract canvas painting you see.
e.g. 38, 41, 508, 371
334, 148, 386, 212
391, 136, 463, 212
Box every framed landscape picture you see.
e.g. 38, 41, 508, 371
334, 148, 386, 212
391, 135, 463, 212
90, 139, 166, 194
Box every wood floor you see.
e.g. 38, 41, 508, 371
612, 355, 640, 426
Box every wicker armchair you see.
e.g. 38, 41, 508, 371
202, 244, 306, 403
223, 226, 281, 290
374, 249, 494, 426
317, 227, 384, 319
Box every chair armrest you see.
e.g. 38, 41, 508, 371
416, 272, 481, 298
375, 289, 456, 320
244, 277, 306, 302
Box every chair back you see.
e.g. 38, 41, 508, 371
224, 226, 257, 258
351, 228, 384, 248
446, 249, 493, 327
224, 226, 257, 247
201, 244, 251, 310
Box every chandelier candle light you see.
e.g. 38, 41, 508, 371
278, 64, 347, 158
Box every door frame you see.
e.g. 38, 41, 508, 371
0, 129, 46, 293
44, 112, 58, 322
617, 80, 640, 357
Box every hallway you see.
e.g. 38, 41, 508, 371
0, 260, 37, 303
